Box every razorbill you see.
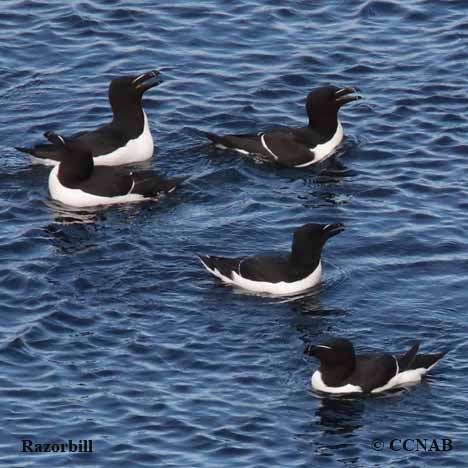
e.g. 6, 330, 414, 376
44, 131, 182, 208
16, 70, 163, 166
198, 223, 344, 295
206, 85, 361, 168
305, 337, 446, 395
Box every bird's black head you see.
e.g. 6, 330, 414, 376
109, 70, 162, 102
291, 223, 344, 264
108, 70, 162, 117
305, 337, 356, 367
44, 131, 93, 186
306, 85, 361, 129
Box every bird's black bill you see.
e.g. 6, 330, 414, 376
44, 131, 66, 146
334, 87, 361, 106
322, 223, 345, 241
132, 70, 163, 92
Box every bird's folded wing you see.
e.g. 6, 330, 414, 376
351, 354, 398, 393
71, 125, 128, 156
74, 167, 133, 197
261, 131, 316, 167
239, 256, 300, 283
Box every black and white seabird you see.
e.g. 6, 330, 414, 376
198, 223, 344, 295
206, 85, 361, 168
16, 70, 163, 166
45, 131, 182, 208
305, 337, 446, 395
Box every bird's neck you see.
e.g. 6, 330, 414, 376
291, 244, 321, 272
308, 112, 339, 141
291, 251, 320, 274
58, 156, 94, 187
111, 98, 145, 139
320, 361, 355, 386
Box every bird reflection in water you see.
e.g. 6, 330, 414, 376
42, 200, 104, 254
316, 395, 365, 436
313, 396, 365, 466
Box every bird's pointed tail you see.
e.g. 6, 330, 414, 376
398, 342, 420, 371
15, 144, 62, 164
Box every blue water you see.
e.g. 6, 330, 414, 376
1, 1, 468, 466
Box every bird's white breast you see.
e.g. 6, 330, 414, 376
295, 120, 344, 168
93, 112, 154, 166
371, 368, 428, 394
311, 370, 363, 394
200, 257, 322, 296
48, 166, 144, 208
231, 262, 322, 296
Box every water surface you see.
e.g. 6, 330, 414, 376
1, 1, 468, 466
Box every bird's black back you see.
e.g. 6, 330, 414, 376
239, 255, 318, 283
68, 122, 129, 157
69, 166, 133, 197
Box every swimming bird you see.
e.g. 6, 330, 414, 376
198, 223, 344, 295
16, 70, 163, 166
45, 131, 182, 208
305, 337, 446, 394
206, 85, 361, 168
